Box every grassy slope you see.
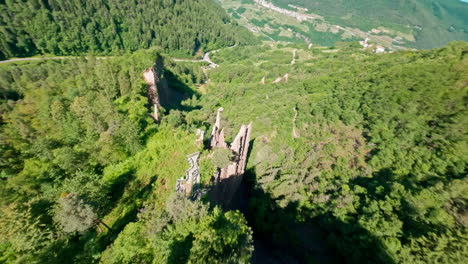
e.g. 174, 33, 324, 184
184, 41, 468, 262
0, 51, 201, 262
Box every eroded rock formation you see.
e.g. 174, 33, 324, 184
210, 108, 228, 148
143, 56, 175, 122
209, 108, 253, 208
196, 129, 205, 146
175, 152, 201, 196
174, 108, 252, 206
272, 73, 289, 84
143, 67, 160, 121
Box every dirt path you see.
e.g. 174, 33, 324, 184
292, 106, 299, 138
291, 49, 297, 65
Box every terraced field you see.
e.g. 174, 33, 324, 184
219, 0, 468, 49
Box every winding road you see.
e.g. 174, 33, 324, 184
0, 45, 236, 67
173, 50, 219, 68
172, 44, 237, 68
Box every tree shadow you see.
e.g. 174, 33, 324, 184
107, 168, 136, 210
241, 168, 338, 264
49, 176, 158, 263
168, 234, 194, 263
223, 156, 397, 264
95, 176, 158, 246
351, 168, 453, 243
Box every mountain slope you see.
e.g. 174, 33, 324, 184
190, 42, 468, 263
0, 22, 466, 264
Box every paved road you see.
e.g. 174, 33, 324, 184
173, 44, 237, 68
173, 50, 219, 68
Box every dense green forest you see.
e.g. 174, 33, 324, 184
0, 50, 253, 263
205, 42, 468, 263
270, 0, 468, 48
1, 40, 466, 263
0, 0, 253, 59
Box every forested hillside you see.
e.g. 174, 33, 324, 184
195, 42, 468, 263
1, 39, 466, 263
0, 0, 253, 59
0, 51, 253, 263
